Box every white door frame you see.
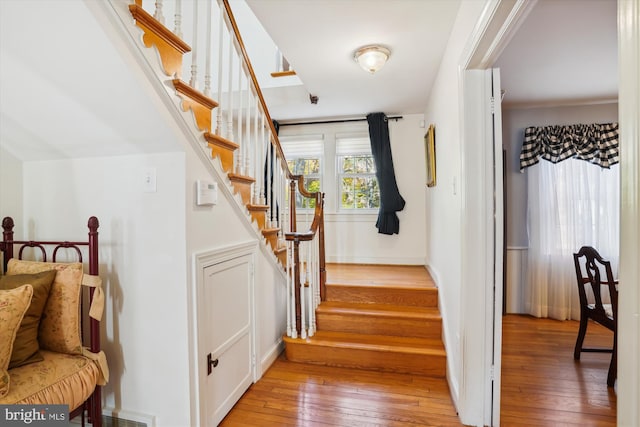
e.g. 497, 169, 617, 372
617, 0, 640, 425
459, 68, 503, 427
459, 0, 640, 425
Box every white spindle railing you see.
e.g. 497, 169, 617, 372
173, 0, 182, 39
134, 0, 325, 340
153, 0, 165, 25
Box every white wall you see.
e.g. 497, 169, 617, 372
0, 147, 23, 228
422, 0, 490, 421
22, 153, 191, 427
182, 140, 287, 424
279, 113, 426, 265
15, 137, 288, 427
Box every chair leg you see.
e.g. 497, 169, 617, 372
607, 333, 617, 387
574, 313, 588, 360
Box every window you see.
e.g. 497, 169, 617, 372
287, 157, 321, 208
336, 135, 379, 210
281, 135, 323, 209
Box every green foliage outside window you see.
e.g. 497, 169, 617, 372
339, 155, 380, 210
287, 157, 321, 209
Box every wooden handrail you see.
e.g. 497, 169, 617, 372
221, 0, 326, 335
285, 192, 324, 242
220, 0, 293, 180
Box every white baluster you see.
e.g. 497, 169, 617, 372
236, 72, 243, 174
245, 86, 252, 178
283, 167, 288, 233
314, 238, 320, 307
286, 240, 292, 337
188, 0, 198, 88
260, 116, 266, 205
307, 240, 315, 336
215, 9, 224, 136
266, 134, 272, 226
154, 0, 165, 25
203, 0, 212, 97
290, 241, 297, 339
174, 0, 182, 39
300, 244, 307, 339
253, 101, 261, 204
226, 37, 234, 142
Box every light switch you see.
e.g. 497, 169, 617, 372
143, 168, 157, 193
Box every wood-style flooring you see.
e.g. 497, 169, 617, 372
220, 264, 617, 426
501, 314, 616, 426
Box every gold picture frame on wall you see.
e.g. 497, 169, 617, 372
425, 124, 436, 187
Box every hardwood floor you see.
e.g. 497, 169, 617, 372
220, 265, 617, 426
219, 354, 461, 426
501, 314, 616, 426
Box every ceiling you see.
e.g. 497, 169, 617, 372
495, 0, 618, 108
0, 0, 183, 162
245, 0, 618, 123
0, 0, 618, 162
244, 0, 462, 123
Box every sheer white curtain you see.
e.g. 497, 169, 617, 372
525, 158, 619, 320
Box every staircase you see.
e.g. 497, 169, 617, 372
283, 265, 446, 377
125, 1, 298, 268
121, 0, 444, 379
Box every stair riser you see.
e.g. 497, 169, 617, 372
230, 181, 252, 205
210, 146, 235, 172
262, 231, 279, 251
249, 210, 266, 230
276, 249, 287, 266
285, 342, 446, 377
326, 285, 438, 307
316, 313, 441, 339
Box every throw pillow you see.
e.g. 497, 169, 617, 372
6, 260, 84, 355
0, 270, 57, 368
0, 284, 33, 397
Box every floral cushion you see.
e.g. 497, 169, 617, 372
0, 270, 57, 368
7, 260, 83, 355
0, 350, 101, 410
0, 284, 33, 397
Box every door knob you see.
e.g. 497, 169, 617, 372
207, 353, 219, 375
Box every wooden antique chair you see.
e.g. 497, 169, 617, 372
573, 246, 618, 387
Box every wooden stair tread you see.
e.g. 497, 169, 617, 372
317, 301, 441, 319
228, 173, 255, 184
326, 282, 436, 291
290, 331, 445, 355
204, 132, 239, 150
246, 204, 269, 212
172, 79, 218, 109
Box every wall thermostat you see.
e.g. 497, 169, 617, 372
196, 180, 218, 206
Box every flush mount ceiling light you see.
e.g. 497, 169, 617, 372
354, 45, 391, 74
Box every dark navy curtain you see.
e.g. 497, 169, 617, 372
367, 112, 405, 235
264, 120, 280, 224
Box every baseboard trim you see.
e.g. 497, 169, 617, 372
101, 408, 156, 427
260, 339, 284, 379
327, 256, 425, 265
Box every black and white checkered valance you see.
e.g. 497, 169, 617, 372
519, 122, 619, 171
